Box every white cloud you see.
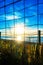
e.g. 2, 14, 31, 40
6, 15, 20, 20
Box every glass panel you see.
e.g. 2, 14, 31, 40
14, 10, 24, 19
0, 14, 5, 21
39, 4, 43, 14
25, 16, 37, 26
5, 0, 13, 5
6, 20, 14, 28
14, 0, 20, 2
0, 21, 5, 29
0, 8, 4, 15
15, 18, 24, 25
39, 15, 43, 24
25, 0, 37, 7
39, 0, 43, 3
39, 25, 43, 30
25, 5, 37, 16
0, 0, 4, 2
5, 4, 13, 13
1, 28, 12, 40
14, 0, 24, 11
6, 12, 14, 20
25, 25, 38, 42
0, 1, 4, 7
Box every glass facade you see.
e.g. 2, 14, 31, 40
0, 0, 43, 43
0, 0, 43, 65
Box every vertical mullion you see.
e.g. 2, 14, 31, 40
13, 0, 16, 40
4, 0, 6, 40
24, 0, 25, 50
37, 0, 39, 43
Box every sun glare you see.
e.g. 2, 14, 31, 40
15, 23, 24, 42
16, 36, 22, 42
15, 23, 24, 35
10, 23, 37, 42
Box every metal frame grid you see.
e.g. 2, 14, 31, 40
0, 0, 43, 43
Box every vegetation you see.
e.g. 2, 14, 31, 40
0, 39, 43, 65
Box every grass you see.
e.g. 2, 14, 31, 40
0, 39, 43, 65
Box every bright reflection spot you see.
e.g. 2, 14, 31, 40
16, 36, 22, 42
15, 23, 24, 42
15, 23, 24, 35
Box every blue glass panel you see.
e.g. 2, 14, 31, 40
39, 4, 43, 14
0, 8, 4, 15
39, 0, 43, 3
39, 25, 43, 29
5, 12, 14, 20
0, 14, 5, 21
25, 0, 37, 7
25, 16, 37, 26
0, 21, 5, 29
0, 0, 4, 2
5, 4, 13, 13
14, 10, 24, 19
5, 0, 13, 5
14, 0, 24, 11
0, 1, 4, 7
14, 0, 19, 2
6, 20, 14, 28
25, 5, 37, 16
15, 18, 24, 25
39, 15, 43, 24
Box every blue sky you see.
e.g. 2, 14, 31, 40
0, 0, 43, 28
0, 0, 43, 41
